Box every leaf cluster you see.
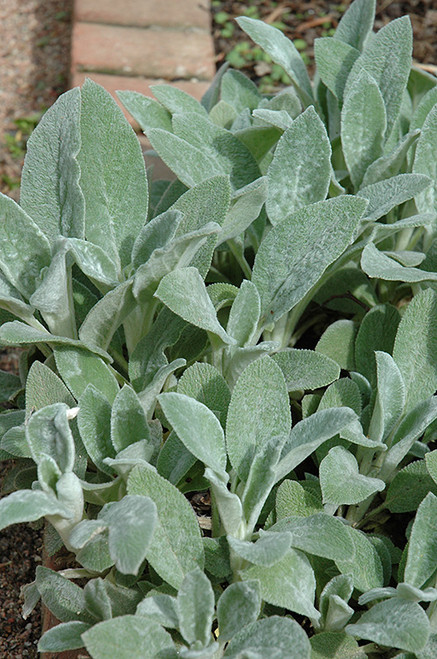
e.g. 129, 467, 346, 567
1, 1, 437, 656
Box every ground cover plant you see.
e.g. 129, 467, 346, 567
1, 0, 437, 655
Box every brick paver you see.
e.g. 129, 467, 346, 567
75, 0, 211, 30
72, 23, 215, 80
70, 0, 215, 127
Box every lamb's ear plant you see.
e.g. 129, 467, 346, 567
2, 0, 437, 656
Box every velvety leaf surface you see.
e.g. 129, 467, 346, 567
341, 70, 386, 189
217, 581, 261, 642
38, 621, 91, 653
252, 196, 367, 324
155, 267, 233, 345
345, 16, 412, 136
272, 349, 340, 392
82, 616, 174, 658
346, 598, 430, 653
316, 320, 357, 371
405, 492, 437, 588
177, 568, 214, 646
320, 446, 385, 506
0, 194, 51, 298
110, 385, 150, 453
266, 107, 331, 224
128, 465, 204, 589
336, 527, 384, 592
158, 392, 227, 474
240, 548, 319, 620
20, 88, 85, 241
98, 495, 157, 575
0, 490, 68, 531
334, 0, 375, 50
393, 289, 437, 411
224, 615, 311, 658
54, 346, 119, 403
310, 632, 366, 659
226, 356, 290, 482
270, 513, 354, 562
78, 79, 148, 269
236, 17, 313, 105
177, 362, 230, 428
414, 105, 437, 214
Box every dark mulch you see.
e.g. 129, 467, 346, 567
212, 0, 437, 83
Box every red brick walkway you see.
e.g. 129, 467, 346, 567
71, 0, 215, 122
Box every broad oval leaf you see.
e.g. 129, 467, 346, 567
20, 87, 85, 241
341, 70, 386, 189
393, 289, 437, 411
127, 465, 204, 589
155, 267, 234, 345
240, 548, 319, 621
158, 392, 227, 474
98, 495, 157, 575
405, 492, 437, 589
266, 107, 331, 225
177, 568, 214, 647
270, 513, 354, 563
217, 581, 261, 643
346, 598, 430, 653
82, 615, 174, 659
252, 196, 368, 325
236, 17, 313, 105
320, 446, 385, 506
78, 79, 148, 269
224, 615, 311, 658
226, 355, 291, 482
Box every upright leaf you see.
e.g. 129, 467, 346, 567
334, 0, 376, 51
226, 356, 291, 482
217, 581, 261, 642
404, 492, 437, 588
341, 70, 386, 189
355, 304, 401, 385
227, 280, 260, 347
240, 548, 319, 620
20, 87, 85, 241
177, 362, 231, 428
314, 38, 360, 102
393, 290, 437, 411
224, 616, 311, 659
414, 104, 437, 215
252, 197, 368, 324
78, 79, 148, 269
111, 385, 151, 453
128, 465, 204, 589
236, 17, 313, 105
267, 107, 331, 225
158, 392, 227, 475
77, 385, 115, 476
155, 267, 234, 345
177, 568, 214, 646
0, 194, 51, 298
346, 17, 412, 136
26, 403, 75, 473
98, 495, 157, 575
320, 446, 385, 506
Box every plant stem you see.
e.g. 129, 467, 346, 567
227, 239, 252, 280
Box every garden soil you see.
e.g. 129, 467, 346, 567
0, 1, 436, 655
